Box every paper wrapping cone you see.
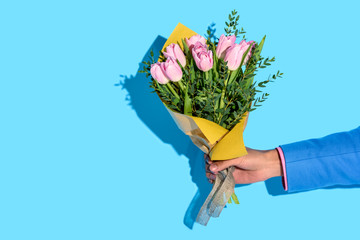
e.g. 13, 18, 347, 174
166, 107, 248, 160
159, 23, 249, 225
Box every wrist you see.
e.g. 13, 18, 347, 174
264, 149, 283, 178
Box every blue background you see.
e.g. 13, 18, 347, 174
1, 0, 360, 239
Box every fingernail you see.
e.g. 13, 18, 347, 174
210, 165, 217, 172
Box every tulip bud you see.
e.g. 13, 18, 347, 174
192, 42, 208, 55
216, 34, 236, 59
224, 40, 255, 71
192, 47, 213, 72
163, 43, 186, 67
185, 34, 207, 50
160, 57, 183, 82
150, 62, 169, 84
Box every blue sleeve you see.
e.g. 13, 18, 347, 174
279, 126, 360, 192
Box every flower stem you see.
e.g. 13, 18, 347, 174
205, 71, 209, 80
178, 80, 192, 116
166, 83, 180, 100
217, 70, 231, 123
219, 71, 230, 109
177, 80, 185, 92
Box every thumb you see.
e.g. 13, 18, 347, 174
209, 159, 236, 173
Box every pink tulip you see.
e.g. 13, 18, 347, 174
192, 47, 213, 72
185, 34, 207, 50
224, 40, 255, 71
192, 42, 208, 55
216, 34, 236, 59
150, 63, 170, 84
160, 57, 183, 82
163, 43, 186, 67
242, 40, 255, 64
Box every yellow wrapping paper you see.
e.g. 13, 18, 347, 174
160, 23, 248, 161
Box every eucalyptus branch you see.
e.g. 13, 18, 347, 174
224, 10, 246, 38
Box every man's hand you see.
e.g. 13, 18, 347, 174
205, 148, 283, 184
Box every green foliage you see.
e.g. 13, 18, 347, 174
252, 70, 283, 110
138, 10, 284, 131
224, 10, 246, 39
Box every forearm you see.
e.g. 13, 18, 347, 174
279, 126, 360, 192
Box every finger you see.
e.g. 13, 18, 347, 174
206, 172, 216, 180
209, 159, 237, 173
204, 154, 212, 164
205, 163, 213, 173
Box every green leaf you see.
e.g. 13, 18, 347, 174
184, 91, 192, 116
244, 73, 256, 79
231, 193, 239, 204
255, 35, 266, 62
181, 38, 190, 55
227, 68, 239, 85
173, 98, 180, 105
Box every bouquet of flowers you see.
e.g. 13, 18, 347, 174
140, 10, 283, 225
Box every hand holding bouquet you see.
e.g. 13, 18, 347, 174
140, 10, 283, 225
